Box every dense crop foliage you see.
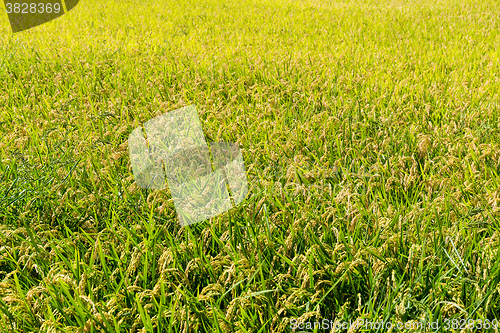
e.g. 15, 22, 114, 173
1, 0, 500, 331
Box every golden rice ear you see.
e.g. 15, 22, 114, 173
5, 0, 79, 33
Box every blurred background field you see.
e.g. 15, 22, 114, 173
1, 0, 500, 331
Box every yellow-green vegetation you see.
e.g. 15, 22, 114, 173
1, 0, 500, 331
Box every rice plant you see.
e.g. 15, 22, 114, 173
1, 0, 500, 331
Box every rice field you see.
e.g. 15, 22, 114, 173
1, 0, 500, 331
